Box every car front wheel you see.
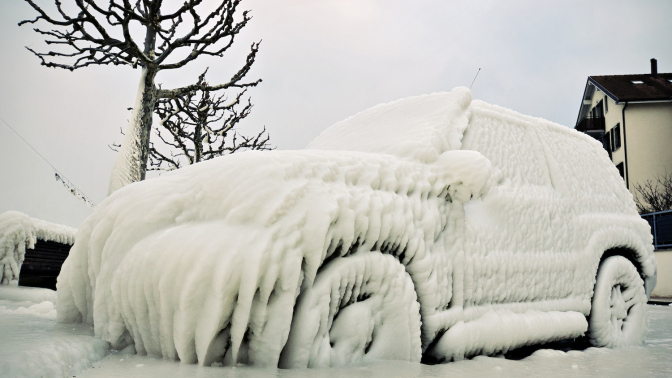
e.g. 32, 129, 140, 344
279, 252, 422, 368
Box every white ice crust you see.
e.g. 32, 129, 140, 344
307, 89, 471, 163
108, 68, 148, 195
0, 211, 76, 284
56, 87, 655, 367
588, 256, 648, 347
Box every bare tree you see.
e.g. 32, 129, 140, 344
20, 0, 261, 194
634, 171, 672, 214
149, 69, 271, 171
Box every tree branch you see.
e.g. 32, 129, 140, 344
634, 170, 672, 214
150, 69, 271, 170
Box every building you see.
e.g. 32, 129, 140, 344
575, 59, 672, 299
575, 58, 672, 195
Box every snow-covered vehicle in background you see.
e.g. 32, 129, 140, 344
56, 88, 656, 368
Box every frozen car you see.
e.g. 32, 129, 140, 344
56, 88, 656, 368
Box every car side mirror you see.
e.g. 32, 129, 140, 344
430, 150, 493, 203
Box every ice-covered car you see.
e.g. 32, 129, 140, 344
56, 88, 656, 368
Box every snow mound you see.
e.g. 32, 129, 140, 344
0, 211, 76, 284
0, 300, 57, 318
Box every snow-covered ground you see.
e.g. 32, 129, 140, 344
1, 285, 671, 377
0, 286, 108, 377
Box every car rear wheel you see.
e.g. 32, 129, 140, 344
279, 252, 422, 368
588, 256, 647, 347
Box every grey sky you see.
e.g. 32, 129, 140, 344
1, 0, 671, 227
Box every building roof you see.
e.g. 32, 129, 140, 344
589, 73, 672, 102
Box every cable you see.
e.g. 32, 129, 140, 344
0, 115, 96, 207
470, 68, 481, 89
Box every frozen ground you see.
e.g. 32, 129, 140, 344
0, 286, 108, 377
1, 286, 671, 378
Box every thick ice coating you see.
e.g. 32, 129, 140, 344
0, 211, 76, 284
56, 87, 655, 367
279, 252, 423, 368
307, 89, 472, 162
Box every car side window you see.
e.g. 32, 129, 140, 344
539, 126, 630, 210
461, 106, 552, 188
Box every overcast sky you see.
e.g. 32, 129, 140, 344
1, 0, 671, 228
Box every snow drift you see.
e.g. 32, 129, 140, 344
56, 87, 655, 367
0, 211, 76, 285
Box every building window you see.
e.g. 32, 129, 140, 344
604, 96, 608, 113
616, 162, 625, 179
602, 130, 612, 159
611, 123, 621, 152
592, 100, 604, 118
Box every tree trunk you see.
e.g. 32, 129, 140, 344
194, 94, 206, 164
108, 23, 158, 195
107, 68, 158, 195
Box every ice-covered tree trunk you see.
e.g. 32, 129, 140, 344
108, 26, 158, 195
107, 69, 157, 194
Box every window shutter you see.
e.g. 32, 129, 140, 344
614, 124, 621, 150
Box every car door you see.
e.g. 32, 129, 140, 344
457, 102, 575, 316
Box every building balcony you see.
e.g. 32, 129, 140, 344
575, 115, 605, 133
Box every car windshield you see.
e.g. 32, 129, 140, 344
307, 89, 471, 162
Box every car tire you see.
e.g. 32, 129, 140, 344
588, 255, 647, 348
279, 252, 422, 368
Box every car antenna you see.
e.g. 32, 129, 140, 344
470, 68, 481, 89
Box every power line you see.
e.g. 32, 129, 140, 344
470, 68, 481, 89
0, 115, 96, 208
